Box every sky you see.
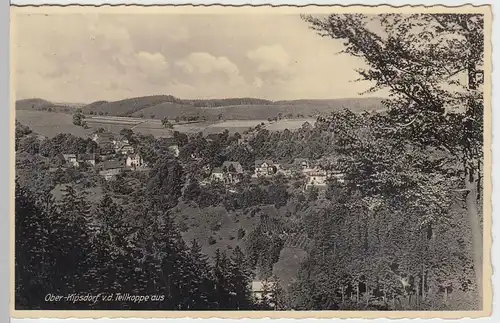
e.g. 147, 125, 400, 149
12, 13, 381, 103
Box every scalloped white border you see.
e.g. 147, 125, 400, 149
6, 0, 498, 322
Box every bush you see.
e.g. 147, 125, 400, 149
208, 236, 217, 245
237, 228, 246, 240
210, 220, 222, 232
178, 220, 189, 233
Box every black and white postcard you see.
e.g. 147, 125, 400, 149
10, 4, 493, 319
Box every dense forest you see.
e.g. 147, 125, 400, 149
15, 13, 485, 311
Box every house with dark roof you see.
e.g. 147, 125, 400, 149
91, 131, 115, 144
115, 142, 135, 155
77, 153, 96, 167
219, 161, 244, 184
209, 161, 245, 185
91, 132, 116, 155
221, 161, 243, 174
112, 135, 135, 155
99, 143, 116, 156
101, 160, 124, 170
99, 160, 124, 181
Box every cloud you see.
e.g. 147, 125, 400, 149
177, 52, 238, 76
176, 52, 245, 87
247, 44, 295, 79
13, 13, 381, 102
253, 77, 264, 89
135, 51, 169, 81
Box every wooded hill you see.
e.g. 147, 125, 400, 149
16, 96, 384, 120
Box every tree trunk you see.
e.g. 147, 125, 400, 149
466, 53, 483, 310
421, 266, 425, 301
465, 168, 483, 309
416, 278, 420, 308
356, 282, 360, 304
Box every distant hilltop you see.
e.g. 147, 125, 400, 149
15, 95, 385, 121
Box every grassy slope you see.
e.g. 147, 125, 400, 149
124, 97, 383, 120
81, 95, 180, 116
15, 110, 93, 138
129, 102, 202, 119
171, 202, 260, 260
17, 96, 384, 122
15, 98, 53, 110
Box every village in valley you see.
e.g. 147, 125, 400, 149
50, 124, 345, 194
15, 113, 350, 306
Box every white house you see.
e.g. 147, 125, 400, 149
251, 280, 276, 303
254, 160, 278, 178
168, 145, 180, 157
210, 168, 224, 182
304, 169, 328, 189
126, 154, 144, 168
304, 168, 346, 189
62, 154, 79, 168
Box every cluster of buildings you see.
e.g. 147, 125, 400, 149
210, 161, 245, 184
206, 157, 344, 190
58, 130, 179, 181
252, 158, 344, 189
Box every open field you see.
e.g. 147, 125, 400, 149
265, 119, 316, 131
17, 110, 317, 138
17, 96, 384, 121
15, 110, 93, 138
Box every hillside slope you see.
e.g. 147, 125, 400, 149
18, 95, 385, 120
129, 102, 202, 119
85, 96, 384, 120
15, 98, 53, 111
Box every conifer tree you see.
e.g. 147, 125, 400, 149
228, 246, 254, 309
188, 239, 215, 309
212, 249, 232, 309
269, 275, 290, 310
15, 180, 49, 309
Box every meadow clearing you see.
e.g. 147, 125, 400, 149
16, 110, 316, 138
